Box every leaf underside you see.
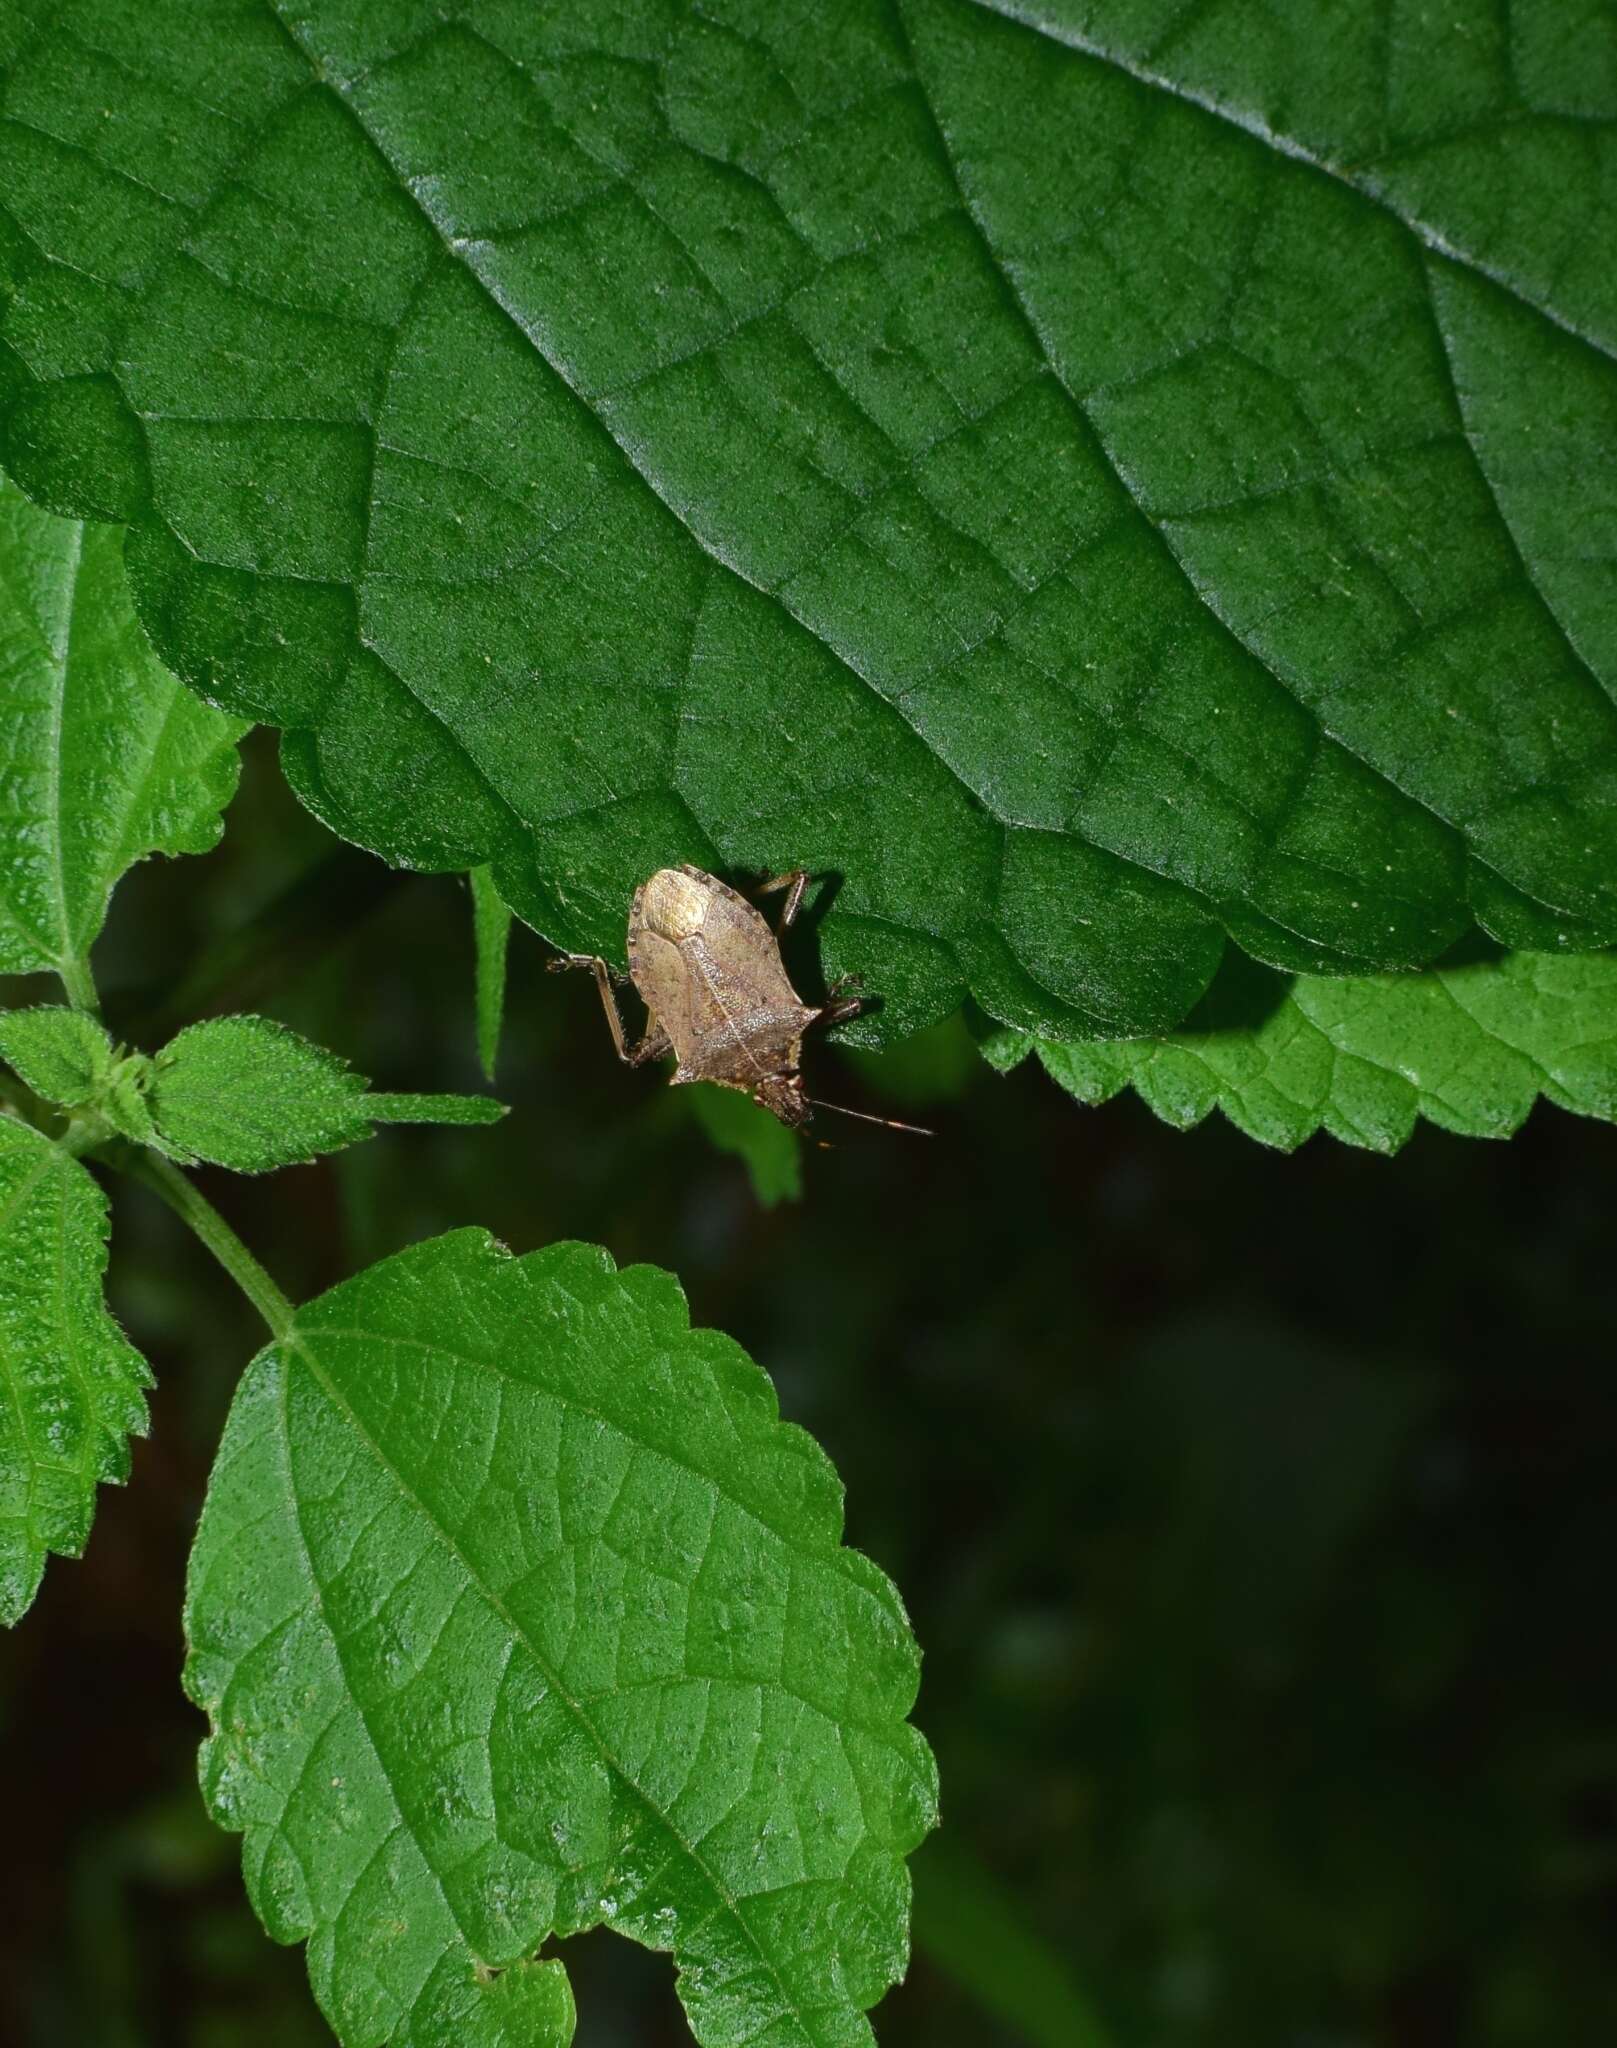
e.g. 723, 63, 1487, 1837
988, 946, 1617, 1154
1, 2, 1613, 1043
184, 1231, 937, 2048
0, 1116, 151, 1625
0, 471, 243, 984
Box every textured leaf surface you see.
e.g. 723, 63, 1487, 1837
2, 5, 1613, 1043
0, 1002, 117, 1109
0, 1003, 160, 1141
149, 1014, 504, 1172
988, 948, 1617, 1154
184, 1231, 936, 2048
0, 472, 243, 992
0, 1115, 150, 1623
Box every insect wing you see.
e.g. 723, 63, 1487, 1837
630, 926, 717, 1071
699, 884, 812, 1024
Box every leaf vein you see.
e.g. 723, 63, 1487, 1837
960, 0, 1617, 365
280, 1328, 821, 2044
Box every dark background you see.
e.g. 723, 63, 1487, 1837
4, 733, 1615, 2048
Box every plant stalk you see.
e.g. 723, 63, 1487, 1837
121, 1150, 295, 1341
30, 922, 297, 1340
56, 950, 99, 1014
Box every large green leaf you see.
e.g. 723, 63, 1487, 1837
184, 1230, 936, 2048
0, 1115, 151, 1624
985, 947, 1617, 1153
2, 3, 1611, 1043
0, 472, 243, 1002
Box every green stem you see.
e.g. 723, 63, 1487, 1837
57, 950, 98, 1014
121, 1150, 295, 1341
43, 924, 297, 1342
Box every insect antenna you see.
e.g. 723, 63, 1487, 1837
806, 1098, 935, 1138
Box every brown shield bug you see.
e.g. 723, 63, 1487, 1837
549, 865, 931, 1135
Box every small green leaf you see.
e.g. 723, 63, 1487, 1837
99, 1059, 159, 1145
148, 1015, 504, 1172
0, 1005, 116, 1108
185, 1231, 936, 2048
0, 474, 244, 1001
0, 1116, 151, 1625
5, 5, 1614, 1042
469, 866, 513, 1083
996, 949, 1617, 1153
685, 1082, 803, 1207
0, 1005, 157, 1144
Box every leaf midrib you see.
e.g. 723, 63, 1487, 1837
895, 0, 1614, 878
961, 0, 1617, 367
294, 1313, 906, 1730
278, 1320, 838, 2048
300, 1318, 912, 1654
257, 0, 1021, 943
238, 3, 1248, 970
251, 0, 1602, 955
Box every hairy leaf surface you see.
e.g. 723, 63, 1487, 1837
2, 3, 1612, 1041
0, 1115, 150, 1624
0, 473, 243, 997
184, 1231, 936, 2048
0, 1001, 157, 1142
0, 1002, 119, 1110
149, 1014, 504, 1171
987, 949, 1617, 1153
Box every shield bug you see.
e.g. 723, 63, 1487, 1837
550, 865, 930, 1135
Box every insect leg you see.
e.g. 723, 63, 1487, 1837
626, 1020, 673, 1066
548, 953, 656, 1064
754, 868, 810, 933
